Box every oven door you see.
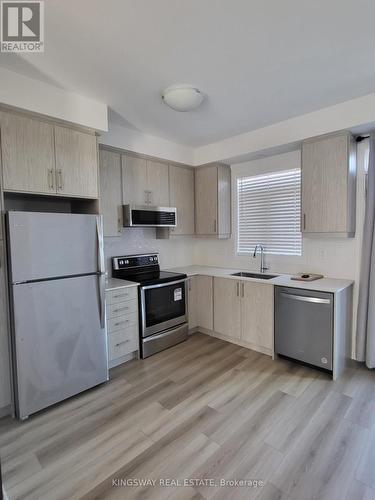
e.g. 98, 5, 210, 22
140, 279, 187, 338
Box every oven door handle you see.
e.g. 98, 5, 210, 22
140, 278, 188, 290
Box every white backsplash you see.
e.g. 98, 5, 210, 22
104, 228, 195, 275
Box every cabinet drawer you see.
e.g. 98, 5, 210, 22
107, 312, 138, 334
108, 327, 138, 360
107, 299, 138, 318
106, 287, 137, 304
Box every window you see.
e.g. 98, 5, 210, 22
237, 168, 302, 256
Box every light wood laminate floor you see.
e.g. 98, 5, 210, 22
1, 333, 375, 500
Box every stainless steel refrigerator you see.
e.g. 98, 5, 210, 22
6, 211, 108, 420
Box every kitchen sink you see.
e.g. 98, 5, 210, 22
231, 272, 278, 280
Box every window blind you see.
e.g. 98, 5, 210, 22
237, 168, 302, 256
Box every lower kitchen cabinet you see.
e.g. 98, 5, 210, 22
241, 280, 273, 351
213, 277, 241, 339
188, 275, 213, 331
212, 276, 273, 355
105, 284, 139, 368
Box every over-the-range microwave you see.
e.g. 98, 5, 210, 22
123, 204, 177, 227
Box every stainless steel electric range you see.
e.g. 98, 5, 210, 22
112, 254, 188, 358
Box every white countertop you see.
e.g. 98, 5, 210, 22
166, 265, 353, 294
105, 277, 139, 291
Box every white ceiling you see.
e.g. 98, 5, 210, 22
1, 0, 375, 147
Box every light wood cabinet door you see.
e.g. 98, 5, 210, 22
121, 155, 148, 205
169, 165, 194, 235
302, 133, 354, 234
195, 165, 218, 235
213, 277, 241, 339
195, 275, 213, 330
1, 111, 55, 194
99, 149, 123, 236
0, 241, 11, 409
147, 160, 169, 206
54, 126, 99, 198
241, 281, 273, 350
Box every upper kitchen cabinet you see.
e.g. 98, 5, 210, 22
195, 163, 231, 238
169, 165, 195, 236
122, 154, 169, 207
54, 125, 99, 199
1, 111, 56, 195
302, 132, 356, 236
121, 155, 148, 205
147, 159, 169, 206
0, 111, 100, 200
99, 148, 123, 236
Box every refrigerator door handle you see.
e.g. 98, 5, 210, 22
96, 216, 106, 329
96, 216, 105, 275
98, 273, 106, 329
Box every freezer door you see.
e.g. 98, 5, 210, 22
11, 275, 108, 419
7, 211, 103, 283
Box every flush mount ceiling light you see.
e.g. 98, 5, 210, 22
162, 84, 204, 112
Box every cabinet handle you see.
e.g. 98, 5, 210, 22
303, 213, 306, 230
236, 282, 240, 297
213, 219, 217, 233
57, 169, 63, 190
113, 306, 130, 313
47, 169, 54, 190
241, 283, 244, 298
113, 319, 130, 327
144, 190, 152, 205
113, 293, 129, 299
115, 339, 130, 347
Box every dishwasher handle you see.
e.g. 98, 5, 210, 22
280, 292, 331, 305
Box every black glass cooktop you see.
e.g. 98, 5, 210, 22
114, 270, 187, 287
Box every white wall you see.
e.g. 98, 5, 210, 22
193, 92, 375, 165
99, 122, 194, 165
104, 229, 195, 274
193, 145, 368, 357
0, 67, 108, 131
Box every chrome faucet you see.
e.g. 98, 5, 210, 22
253, 244, 269, 273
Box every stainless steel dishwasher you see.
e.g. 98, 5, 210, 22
275, 286, 334, 371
